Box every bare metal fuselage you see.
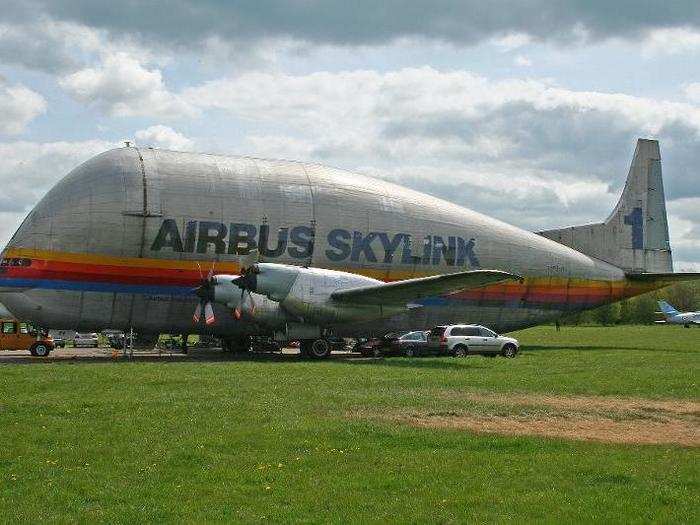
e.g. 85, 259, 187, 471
0, 148, 656, 336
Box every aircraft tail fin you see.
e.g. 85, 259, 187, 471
658, 300, 680, 316
538, 139, 672, 273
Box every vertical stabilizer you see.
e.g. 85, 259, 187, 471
538, 139, 673, 273
658, 300, 679, 316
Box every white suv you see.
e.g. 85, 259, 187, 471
442, 325, 519, 358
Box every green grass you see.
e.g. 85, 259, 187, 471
0, 326, 698, 523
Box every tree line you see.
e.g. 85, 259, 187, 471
562, 280, 700, 326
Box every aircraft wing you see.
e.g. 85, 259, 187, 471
331, 270, 521, 305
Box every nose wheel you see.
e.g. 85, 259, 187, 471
301, 339, 332, 359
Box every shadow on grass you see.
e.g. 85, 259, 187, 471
523, 344, 685, 353
0, 349, 489, 370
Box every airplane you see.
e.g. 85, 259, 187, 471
655, 300, 700, 327
0, 138, 697, 358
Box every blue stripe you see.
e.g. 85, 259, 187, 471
0, 277, 193, 296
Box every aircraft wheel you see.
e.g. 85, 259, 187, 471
501, 344, 517, 358
30, 343, 51, 357
305, 339, 332, 359
453, 344, 469, 358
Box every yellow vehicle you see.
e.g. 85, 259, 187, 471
0, 319, 54, 357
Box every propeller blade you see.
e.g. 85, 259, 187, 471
246, 290, 256, 315
239, 249, 259, 272
234, 287, 244, 319
196, 262, 203, 280
207, 261, 215, 281
204, 302, 215, 325
193, 302, 202, 323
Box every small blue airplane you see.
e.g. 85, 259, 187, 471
656, 301, 700, 327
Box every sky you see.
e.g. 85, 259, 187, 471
0, 1, 699, 269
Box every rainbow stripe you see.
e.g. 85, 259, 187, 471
0, 247, 653, 309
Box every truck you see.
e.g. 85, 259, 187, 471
0, 319, 54, 357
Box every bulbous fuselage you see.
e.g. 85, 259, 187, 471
0, 147, 646, 335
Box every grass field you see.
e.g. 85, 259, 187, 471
0, 325, 698, 523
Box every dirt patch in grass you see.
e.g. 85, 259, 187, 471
354, 392, 700, 446
444, 392, 700, 417
400, 414, 699, 447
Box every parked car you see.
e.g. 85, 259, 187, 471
395, 330, 429, 356
74, 332, 99, 348
107, 332, 126, 349
52, 336, 66, 348
430, 324, 519, 357
355, 333, 401, 357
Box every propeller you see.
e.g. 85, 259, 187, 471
193, 262, 217, 325
232, 251, 260, 320
192, 250, 261, 325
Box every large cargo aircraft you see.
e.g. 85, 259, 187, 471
0, 138, 697, 356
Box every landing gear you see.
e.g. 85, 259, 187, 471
180, 333, 189, 354
301, 338, 332, 359
222, 336, 250, 354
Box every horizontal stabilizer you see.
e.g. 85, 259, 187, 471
625, 272, 700, 285
331, 270, 521, 305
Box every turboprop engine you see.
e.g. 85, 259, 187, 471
211, 262, 402, 325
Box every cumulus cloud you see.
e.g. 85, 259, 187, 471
0, 17, 166, 75
135, 125, 194, 150
184, 67, 700, 194
0, 81, 47, 134
514, 55, 532, 67
683, 82, 700, 103
642, 27, 700, 55
59, 52, 196, 118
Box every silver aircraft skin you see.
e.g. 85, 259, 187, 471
656, 301, 700, 327
0, 138, 696, 342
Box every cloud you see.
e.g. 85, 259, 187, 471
683, 82, 700, 103
642, 27, 700, 55
184, 67, 700, 192
135, 125, 194, 150
0, 17, 166, 75
5, 2, 700, 53
514, 55, 532, 67
0, 81, 47, 134
667, 198, 700, 268
492, 33, 532, 52
59, 52, 196, 118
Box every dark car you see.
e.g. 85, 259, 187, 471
395, 331, 429, 356
355, 333, 400, 357
52, 336, 66, 348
